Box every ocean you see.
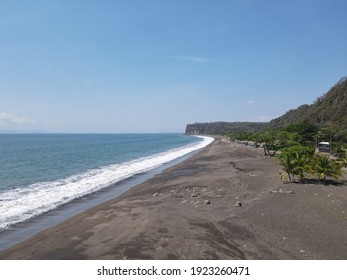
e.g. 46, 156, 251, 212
0, 133, 213, 233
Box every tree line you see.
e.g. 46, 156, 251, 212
229, 121, 347, 184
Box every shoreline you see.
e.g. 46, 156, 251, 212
0, 139, 208, 251
1, 138, 346, 259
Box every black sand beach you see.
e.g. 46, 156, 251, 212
1, 138, 346, 259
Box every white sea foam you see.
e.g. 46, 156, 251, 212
0, 136, 213, 230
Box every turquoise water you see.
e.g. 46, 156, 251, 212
0, 133, 213, 230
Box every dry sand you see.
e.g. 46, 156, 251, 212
1, 138, 346, 259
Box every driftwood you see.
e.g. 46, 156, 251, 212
269, 190, 295, 194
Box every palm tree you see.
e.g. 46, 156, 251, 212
279, 146, 314, 183
311, 155, 343, 182
279, 154, 296, 182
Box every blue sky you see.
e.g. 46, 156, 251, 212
0, 0, 346, 133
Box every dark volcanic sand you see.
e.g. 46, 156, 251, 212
1, 138, 346, 259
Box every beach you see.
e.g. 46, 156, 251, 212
1, 137, 346, 260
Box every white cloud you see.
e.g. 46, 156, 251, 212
175, 56, 209, 64
0, 112, 37, 124
246, 99, 256, 104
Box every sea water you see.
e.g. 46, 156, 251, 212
0, 133, 213, 231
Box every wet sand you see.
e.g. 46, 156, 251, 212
1, 138, 346, 259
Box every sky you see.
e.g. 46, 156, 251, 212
0, 0, 346, 133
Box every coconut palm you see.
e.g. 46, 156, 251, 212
311, 155, 343, 182
279, 154, 296, 182
278, 145, 314, 183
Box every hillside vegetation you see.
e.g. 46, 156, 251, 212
185, 122, 268, 135
186, 77, 347, 143
269, 77, 347, 130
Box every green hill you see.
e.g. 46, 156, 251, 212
269, 77, 347, 130
185, 122, 268, 135
185, 77, 347, 137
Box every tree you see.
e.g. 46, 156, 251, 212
276, 130, 301, 148
278, 146, 314, 183
311, 155, 344, 182
258, 130, 279, 157
284, 121, 318, 145
278, 152, 297, 183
